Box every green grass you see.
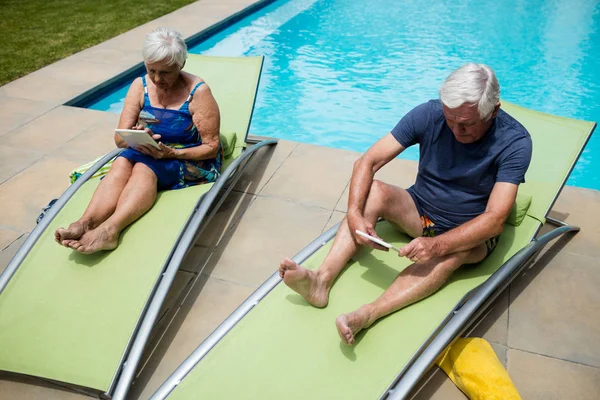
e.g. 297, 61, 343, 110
0, 0, 199, 86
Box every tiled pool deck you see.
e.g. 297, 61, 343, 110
1, 1, 599, 399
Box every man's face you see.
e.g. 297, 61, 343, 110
442, 103, 497, 144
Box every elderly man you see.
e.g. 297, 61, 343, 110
279, 63, 532, 345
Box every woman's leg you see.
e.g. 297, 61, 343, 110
55, 157, 134, 245
68, 163, 158, 254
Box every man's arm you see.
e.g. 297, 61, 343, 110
399, 182, 518, 262
348, 133, 405, 246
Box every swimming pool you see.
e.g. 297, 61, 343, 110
87, 0, 600, 190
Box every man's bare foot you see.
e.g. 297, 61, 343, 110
335, 305, 374, 345
279, 257, 330, 308
68, 225, 119, 254
55, 219, 92, 246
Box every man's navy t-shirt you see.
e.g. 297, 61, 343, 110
391, 100, 532, 227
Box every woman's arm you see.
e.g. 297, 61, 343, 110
114, 78, 144, 148
174, 82, 221, 161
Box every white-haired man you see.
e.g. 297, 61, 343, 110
279, 63, 532, 345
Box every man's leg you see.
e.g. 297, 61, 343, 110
68, 163, 158, 254
335, 242, 488, 345
279, 180, 423, 307
55, 157, 133, 246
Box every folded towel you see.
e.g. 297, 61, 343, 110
436, 338, 522, 400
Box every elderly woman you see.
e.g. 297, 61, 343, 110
55, 27, 221, 254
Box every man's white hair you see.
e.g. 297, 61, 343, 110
439, 63, 500, 120
142, 27, 187, 68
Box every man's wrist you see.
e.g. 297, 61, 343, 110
432, 235, 449, 256
347, 208, 362, 219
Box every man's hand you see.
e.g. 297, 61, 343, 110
398, 237, 441, 263
347, 211, 388, 251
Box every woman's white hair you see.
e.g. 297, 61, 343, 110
439, 63, 500, 120
142, 27, 187, 67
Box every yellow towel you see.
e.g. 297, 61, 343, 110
436, 338, 522, 400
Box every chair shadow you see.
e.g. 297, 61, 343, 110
127, 143, 277, 398
465, 217, 576, 340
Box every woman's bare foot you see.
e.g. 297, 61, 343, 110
68, 225, 119, 254
279, 257, 330, 308
55, 219, 93, 246
335, 305, 374, 345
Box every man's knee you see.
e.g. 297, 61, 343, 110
369, 179, 394, 202
456, 242, 488, 266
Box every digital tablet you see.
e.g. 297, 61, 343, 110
355, 230, 401, 252
115, 129, 160, 149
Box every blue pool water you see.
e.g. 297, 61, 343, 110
88, 0, 600, 190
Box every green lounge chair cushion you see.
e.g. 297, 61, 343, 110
0, 55, 264, 392
507, 191, 532, 226
157, 101, 596, 400
220, 131, 237, 159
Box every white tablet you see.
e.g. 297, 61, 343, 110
115, 129, 160, 149
355, 230, 401, 252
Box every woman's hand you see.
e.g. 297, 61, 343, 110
132, 125, 162, 141
131, 125, 174, 159
136, 142, 178, 159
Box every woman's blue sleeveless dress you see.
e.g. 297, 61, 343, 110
118, 76, 222, 190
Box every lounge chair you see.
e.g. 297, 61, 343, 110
0, 55, 276, 400
149, 103, 595, 400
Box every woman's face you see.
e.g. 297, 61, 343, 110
145, 60, 182, 90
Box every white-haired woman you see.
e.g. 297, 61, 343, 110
55, 27, 221, 254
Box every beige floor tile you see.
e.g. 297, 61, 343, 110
0, 228, 23, 251
376, 157, 419, 188
234, 139, 297, 195
0, 373, 94, 400
134, 270, 195, 379
334, 182, 350, 212
0, 234, 28, 274
551, 185, 600, 224
323, 210, 346, 233
0, 145, 44, 184
468, 290, 509, 346
194, 191, 256, 249
260, 143, 359, 209
76, 45, 144, 67
508, 349, 600, 400
410, 367, 467, 400
0, 73, 92, 103
0, 97, 55, 138
490, 342, 508, 367
539, 214, 600, 259
334, 158, 419, 212
538, 186, 600, 258
34, 59, 131, 86
129, 275, 254, 400
179, 244, 212, 274
509, 251, 600, 367
3, 106, 109, 155
161, 270, 196, 317
206, 196, 332, 287
0, 157, 78, 231
51, 116, 119, 163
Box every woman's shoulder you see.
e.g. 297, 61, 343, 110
182, 71, 207, 91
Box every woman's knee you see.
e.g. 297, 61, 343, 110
132, 162, 158, 184
109, 157, 134, 178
